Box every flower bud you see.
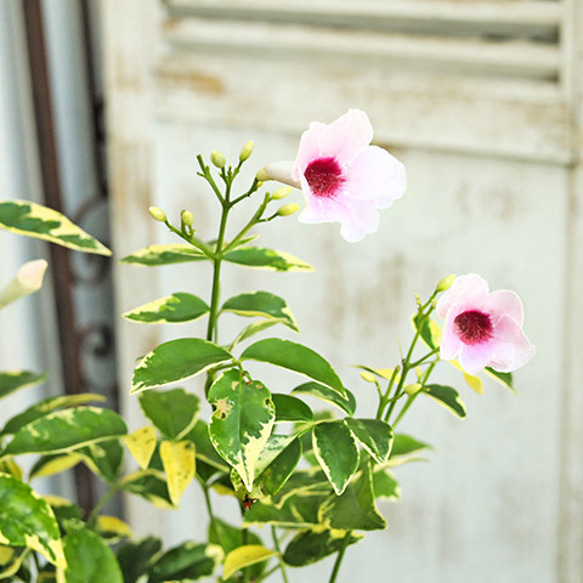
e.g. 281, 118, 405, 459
211, 150, 226, 169
239, 140, 254, 162
360, 371, 376, 383
149, 206, 166, 222
277, 203, 299, 217
271, 186, 291, 200
435, 274, 456, 293
404, 383, 422, 396
181, 210, 194, 227
256, 167, 270, 182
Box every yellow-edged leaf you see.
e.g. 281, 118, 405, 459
30, 453, 83, 480
223, 545, 277, 580
160, 440, 196, 506
124, 426, 157, 469
95, 516, 133, 542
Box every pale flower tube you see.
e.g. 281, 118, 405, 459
0, 259, 48, 310
436, 273, 535, 374
262, 109, 406, 242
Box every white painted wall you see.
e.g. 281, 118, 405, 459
104, 1, 583, 581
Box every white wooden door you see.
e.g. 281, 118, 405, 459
103, 1, 583, 581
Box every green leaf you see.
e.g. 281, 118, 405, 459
283, 527, 362, 567
0, 200, 111, 255
1, 393, 106, 435
373, 468, 401, 500
313, 421, 359, 495
208, 518, 264, 580
388, 434, 432, 467
139, 388, 200, 440
77, 439, 125, 483
344, 418, 393, 463
43, 496, 83, 531
222, 291, 299, 331
183, 420, 229, 473
147, 542, 223, 583
256, 436, 301, 496
423, 384, 467, 418
60, 520, 122, 582
120, 470, 174, 509
223, 247, 313, 271
241, 339, 345, 396
208, 370, 275, 491
0, 371, 48, 400
292, 382, 355, 416
116, 537, 162, 583
0, 545, 28, 579
484, 367, 515, 393
124, 293, 209, 324
131, 339, 233, 394
412, 313, 441, 349
120, 244, 206, 266
228, 320, 285, 350
3, 407, 127, 456
0, 474, 65, 568
272, 394, 313, 423
223, 545, 276, 580
319, 461, 387, 531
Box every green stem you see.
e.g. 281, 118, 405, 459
255, 564, 282, 582
328, 531, 351, 583
271, 526, 290, 583
202, 486, 224, 549
86, 484, 119, 528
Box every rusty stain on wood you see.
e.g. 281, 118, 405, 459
157, 69, 225, 95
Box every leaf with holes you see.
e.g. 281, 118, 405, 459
313, 421, 359, 495
241, 339, 345, 396
3, 407, 127, 456
208, 370, 275, 491
139, 388, 200, 440
222, 291, 298, 331
0, 474, 65, 568
0, 371, 48, 400
423, 384, 467, 418
131, 339, 233, 394
0, 200, 111, 255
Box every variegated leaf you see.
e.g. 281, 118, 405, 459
344, 418, 393, 464
223, 545, 276, 581
124, 426, 157, 469
0, 474, 65, 568
208, 369, 275, 491
223, 247, 313, 271
123, 293, 209, 324
120, 244, 206, 266
221, 291, 299, 331
3, 407, 127, 456
147, 542, 223, 582
0, 371, 48, 400
0, 200, 111, 255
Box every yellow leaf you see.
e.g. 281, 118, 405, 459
95, 515, 133, 541
30, 454, 83, 480
124, 426, 157, 468
449, 361, 484, 394
223, 545, 277, 580
160, 440, 196, 506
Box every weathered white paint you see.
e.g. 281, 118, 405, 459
103, 0, 583, 581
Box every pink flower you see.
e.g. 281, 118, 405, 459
436, 274, 535, 374
263, 109, 406, 242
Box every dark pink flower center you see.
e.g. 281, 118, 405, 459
454, 310, 493, 345
304, 157, 345, 198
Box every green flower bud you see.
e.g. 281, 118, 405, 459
436, 274, 456, 293
271, 186, 291, 200
239, 140, 254, 162
181, 210, 194, 227
211, 150, 226, 168
149, 206, 166, 222
256, 167, 270, 182
404, 383, 422, 396
277, 203, 299, 217
360, 371, 377, 383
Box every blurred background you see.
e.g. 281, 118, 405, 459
1, 0, 582, 581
